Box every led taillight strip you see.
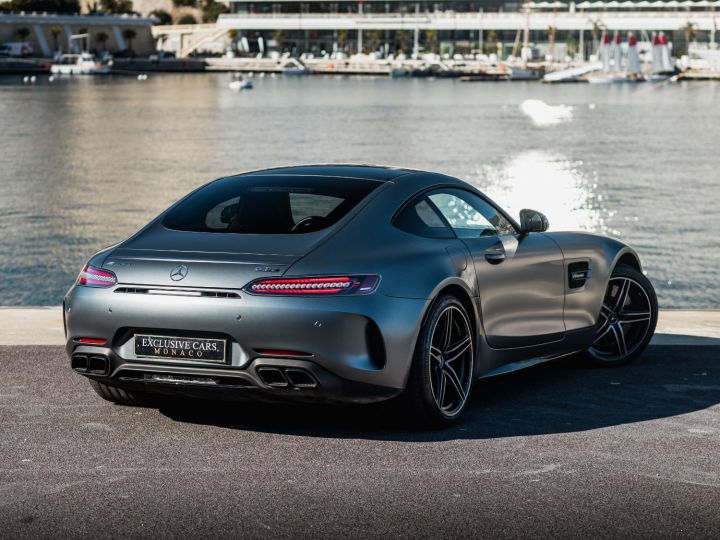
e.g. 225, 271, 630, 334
250, 277, 353, 295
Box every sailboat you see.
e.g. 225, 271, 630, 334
587, 32, 652, 84
647, 31, 675, 81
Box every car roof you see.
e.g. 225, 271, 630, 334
236, 164, 420, 182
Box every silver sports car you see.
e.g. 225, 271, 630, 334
65, 165, 658, 425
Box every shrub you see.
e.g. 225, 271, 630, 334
150, 9, 172, 25
177, 14, 197, 25
202, 0, 228, 23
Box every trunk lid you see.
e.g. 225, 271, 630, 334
102, 223, 329, 289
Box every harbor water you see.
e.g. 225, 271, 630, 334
0, 74, 718, 307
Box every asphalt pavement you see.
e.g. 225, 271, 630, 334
1, 343, 719, 538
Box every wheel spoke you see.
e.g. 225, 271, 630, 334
619, 311, 651, 324
593, 311, 614, 343
612, 279, 631, 312
442, 363, 467, 403
441, 311, 453, 350
435, 372, 446, 408
444, 335, 471, 363
430, 346, 443, 363
610, 325, 628, 357
594, 311, 611, 340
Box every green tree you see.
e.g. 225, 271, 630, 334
177, 14, 197, 25
566, 34, 577, 58
202, 0, 228, 23
394, 30, 410, 54
100, 0, 133, 13
366, 29, 382, 53
271, 29, 284, 49
172, 0, 196, 7
424, 29, 437, 53
228, 29, 238, 52
337, 29, 348, 50
590, 19, 605, 54
122, 28, 137, 51
483, 30, 497, 55
150, 9, 172, 25
682, 21, 698, 54
96, 31, 109, 51
0, 0, 79, 13
50, 25, 62, 51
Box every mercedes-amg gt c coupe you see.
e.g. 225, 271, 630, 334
65, 165, 658, 425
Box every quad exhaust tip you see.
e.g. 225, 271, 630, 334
71, 354, 88, 372
72, 354, 109, 375
256, 366, 318, 389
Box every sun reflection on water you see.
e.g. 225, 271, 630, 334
471, 151, 607, 233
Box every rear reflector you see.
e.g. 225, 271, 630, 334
77, 265, 117, 288
76, 338, 107, 345
246, 275, 379, 296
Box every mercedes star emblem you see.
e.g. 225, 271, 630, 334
170, 265, 189, 281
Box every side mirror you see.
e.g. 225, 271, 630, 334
519, 209, 549, 234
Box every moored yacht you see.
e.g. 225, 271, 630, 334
50, 53, 111, 75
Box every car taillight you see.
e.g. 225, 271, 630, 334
77, 265, 117, 288
246, 275, 380, 296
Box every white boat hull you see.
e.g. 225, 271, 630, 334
50, 64, 110, 75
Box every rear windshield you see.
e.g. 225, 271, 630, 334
163, 175, 382, 234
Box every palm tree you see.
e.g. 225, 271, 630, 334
337, 29, 348, 51
271, 29, 284, 49
395, 30, 410, 54
590, 19, 605, 56
682, 21, 698, 54
122, 29, 137, 52
96, 32, 109, 52
484, 30, 497, 55
367, 29, 382, 53
50, 25, 62, 52
424, 30, 437, 53
227, 29, 238, 52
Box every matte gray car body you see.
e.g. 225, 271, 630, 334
64, 165, 645, 405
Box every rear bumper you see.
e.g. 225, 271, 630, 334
64, 284, 428, 403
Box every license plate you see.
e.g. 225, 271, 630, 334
134, 334, 226, 363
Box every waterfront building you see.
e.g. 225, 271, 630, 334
213, 1, 720, 57
0, 12, 156, 57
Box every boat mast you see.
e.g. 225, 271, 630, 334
522, 2, 530, 66
413, 3, 420, 59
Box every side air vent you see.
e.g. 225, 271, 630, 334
115, 287, 240, 299
568, 262, 590, 289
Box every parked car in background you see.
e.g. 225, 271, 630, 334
0, 42, 33, 57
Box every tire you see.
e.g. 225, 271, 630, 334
584, 264, 658, 367
88, 379, 151, 407
401, 295, 475, 428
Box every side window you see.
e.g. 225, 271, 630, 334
427, 189, 516, 239
393, 196, 454, 239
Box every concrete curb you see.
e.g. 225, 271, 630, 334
1, 307, 718, 347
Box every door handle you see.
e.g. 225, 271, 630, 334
484, 249, 505, 264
